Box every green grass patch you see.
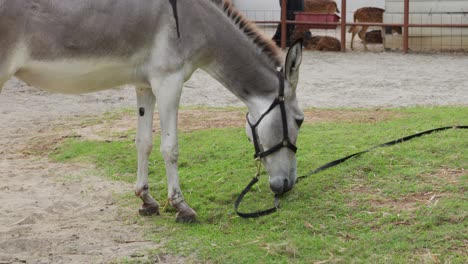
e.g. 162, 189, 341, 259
51, 107, 468, 263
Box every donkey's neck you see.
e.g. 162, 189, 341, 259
199, 21, 281, 117
204, 49, 280, 118
204, 53, 279, 100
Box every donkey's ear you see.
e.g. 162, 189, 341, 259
284, 39, 303, 92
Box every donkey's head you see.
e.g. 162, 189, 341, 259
246, 41, 304, 194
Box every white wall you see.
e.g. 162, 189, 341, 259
233, 0, 280, 21
386, 0, 468, 13
384, 0, 468, 51
233, 0, 278, 11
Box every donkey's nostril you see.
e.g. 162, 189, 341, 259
269, 178, 285, 194
283, 179, 293, 193
270, 178, 294, 194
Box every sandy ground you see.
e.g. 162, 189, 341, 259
1, 51, 467, 264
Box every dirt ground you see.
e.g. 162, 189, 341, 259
0, 51, 467, 264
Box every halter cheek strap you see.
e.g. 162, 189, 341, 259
247, 69, 298, 159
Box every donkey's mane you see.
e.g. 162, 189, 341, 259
211, 0, 282, 67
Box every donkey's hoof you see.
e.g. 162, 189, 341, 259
175, 212, 197, 223
138, 204, 160, 216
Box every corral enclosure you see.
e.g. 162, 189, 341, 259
233, 0, 385, 21
234, 0, 468, 52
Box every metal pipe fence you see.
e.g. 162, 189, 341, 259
251, 0, 468, 52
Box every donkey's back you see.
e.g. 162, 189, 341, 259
0, 0, 173, 93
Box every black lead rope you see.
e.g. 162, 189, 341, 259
235, 125, 468, 218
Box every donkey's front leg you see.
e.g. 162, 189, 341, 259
135, 87, 160, 216
151, 73, 197, 223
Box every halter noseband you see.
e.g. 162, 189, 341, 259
246, 69, 298, 159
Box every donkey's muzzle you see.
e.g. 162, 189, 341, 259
269, 177, 294, 194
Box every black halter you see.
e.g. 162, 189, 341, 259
246, 69, 298, 159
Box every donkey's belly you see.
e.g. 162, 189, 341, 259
15, 59, 148, 94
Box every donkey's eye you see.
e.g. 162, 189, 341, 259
295, 118, 304, 128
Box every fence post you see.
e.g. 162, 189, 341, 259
403, 0, 409, 53
341, 0, 347, 52
281, 0, 288, 49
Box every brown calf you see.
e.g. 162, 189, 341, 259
365, 30, 383, 44
292, 28, 341, 51
348, 7, 402, 50
306, 36, 341, 51
348, 7, 384, 50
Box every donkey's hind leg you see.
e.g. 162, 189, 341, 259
135, 87, 160, 216
151, 72, 197, 223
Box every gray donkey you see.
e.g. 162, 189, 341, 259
0, 0, 304, 222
